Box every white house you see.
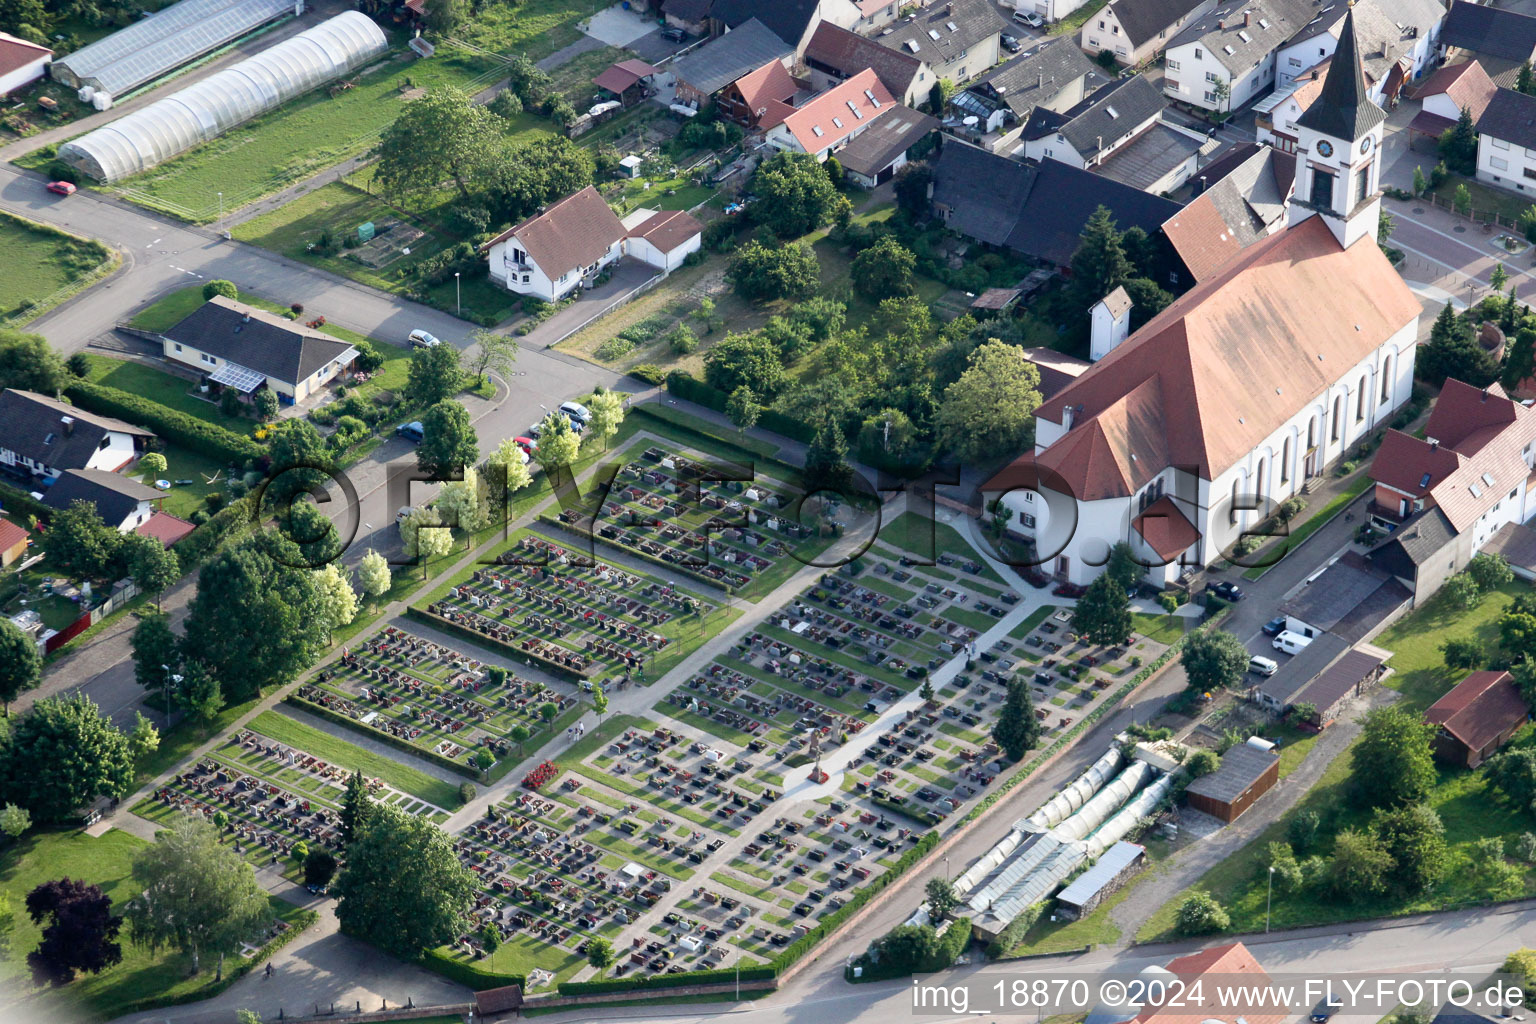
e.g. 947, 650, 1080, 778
161, 296, 357, 405
985, 12, 1420, 587
0, 33, 50, 96
0, 388, 153, 484
484, 186, 627, 302
621, 209, 704, 274
40, 468, 163, 532
1274, 0, 1445, 100
878, 0, 1007, 84
1080, 0, 1218, 68
1163, 0, 1314, 114
1021, 76, 1166, 169
763, 68, 894, 160
1089, 286, 1131, 362
1409, 59, 1497, 144
1475, 87, 1536, 196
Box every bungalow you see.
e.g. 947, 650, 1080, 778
0, 32, 51, 96
1162, 0, 1316, 114
1438, 0, 1536, 88
1426, 670, 1529, 768
1475, 88, 1536, 196
878, 0, 1008, 85
41, 468, 163, 532
0, 518, 28, 568
670, 19, 793, 109
483, 186, 628, 302
1080, 0, 1217, 68
762, 69, 895, 161
162, 297, 358, 405
0, 388, 154, 484
802, 22, 931, 109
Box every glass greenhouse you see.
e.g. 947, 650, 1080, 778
50, 0, 297, 102
59, 12, 389, 183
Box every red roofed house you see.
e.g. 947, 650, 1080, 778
0, 32, 50, 96
1135, 943, 1287, 1024
717, 58, 797, 129
1364, 378, 1536, 604
621, 208, 704, 274
1410, 60, 1498, 147
136, 511, 196, 549
592, 59, 659, 107
1425, 670, 1530, 768
981, 11, 1421, 589
763, 68, 893, 161
482, 186, 627, 302
0, 518, 29, 568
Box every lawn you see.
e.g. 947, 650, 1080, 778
452, 0, 590, 57
1423, 171, 1536, 226
0, 829, 311, 1023
878, 509, 1010, 588
0, 210, 114, 320
1241, 473, 1372, 580
83, 355, 259, 436
1373, 580, 1526, 711
1131, 611, 1191, 646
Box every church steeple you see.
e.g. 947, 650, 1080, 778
1294, 6, 1386, 142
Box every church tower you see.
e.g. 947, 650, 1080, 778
1286, 5, 1387, 249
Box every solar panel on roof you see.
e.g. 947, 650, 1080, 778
208, 361, 266, 394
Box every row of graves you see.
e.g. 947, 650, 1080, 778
547, 445, 829, 598
421, 534, 717, 684
297, 624, 583, 768
136, 725, 447, 869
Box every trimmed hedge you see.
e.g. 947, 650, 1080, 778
420, 948, 527, 992
284, 694, 480, 779
66, 379, 265, 464
173, 493, 256, 568
664, 371, 816, 445
406, 603, 592, 682
560, 964, 777, 996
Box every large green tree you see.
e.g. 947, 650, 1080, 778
1072, 574, 1132, 646
703, 332, 788, 397
339, 768, 372, 847
750, 150, 841, 238
1070, 206, 1133, 306
131, 612, 180, 698
463, 328, 518, 387
0, 694, 133, 822
0, 618, 41, 714
1327, 827, 1395, 901
993, 678, 1041, 762
1418, 302, 1498, 387
417, 399, 479, 477
41, 498, 122, 580
727, 241, 820, 302
374, 86, 500, 201
851, 236, 916, 300
121, 532, 180, 609
934, 341, 1041, 464
1180, 628, 1250, 695
406, 339, 466, 408
483, 135, 596, 223
1351, 706, 1438, 808
0, 328, 69, 394
532, 411, 581, 477
333, 804, 476, 959
1438, 106, 1479, 176
1371, 803, 1448, 897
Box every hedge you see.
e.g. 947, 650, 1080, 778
0, 480, 52, 524
664, 371, 816, 445
985, 901, 1046, 959
173, 493, 257, 568
65, 379, 265, 464
539, 514, 736, 596
284, 693, 481, 779
420, 948, 527, 992
406, 603, 592, 682
933, 917, 973, 969
559, 964, 777, 996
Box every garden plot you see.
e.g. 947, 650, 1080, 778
296, 625, 582, 769
420, 533, 717, 683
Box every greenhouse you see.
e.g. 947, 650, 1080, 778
59, 12, 389, 183
50, 0, 296, 103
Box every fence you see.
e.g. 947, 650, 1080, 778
1416, 189, 1531, 236
40, 579, 139, 655
541, 271, 666, 348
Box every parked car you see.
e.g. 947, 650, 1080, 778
1311, 994, 1338, 1023
395, 505, 417, 523
513, 435, 536, 453
1001, 32, 1022, 52
1208, 580, 1244, 601
1247, 655, 1278, 677
560, 400, 592, 426
1273, 630, 1313, 656
45, 180, 76, 196
408, 329, 441, 348
396, 421, 425, 443
660, 25, 688, 42
1262, 615, 1287, 636
1013, 9, 1044, 27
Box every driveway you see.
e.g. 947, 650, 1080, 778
584, 2, 662, 47
522, 259, 662, 349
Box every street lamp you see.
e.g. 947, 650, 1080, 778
161, 664, 182, 730
1265, 864, 1276, 933
455, 271, 462, 316
216, 191, 223, 229
943, 855, 950, 881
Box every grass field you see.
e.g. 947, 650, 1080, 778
0, 210, 113, 319
83, 355, 258, 436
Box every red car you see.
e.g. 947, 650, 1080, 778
513, 435, 535, 452
45, 181, 76, 196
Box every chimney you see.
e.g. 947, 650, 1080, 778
946, 1, 953, 11
1244, 10, 1251, 26
1428, 437, 1439, 450
1062, 404, 1075, 431
60, 415, 74, 436
1482, 388, 1490, 402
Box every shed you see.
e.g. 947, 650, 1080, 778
970, 287, 1022, 315
1184, 743, 1279, 823
0, 517, 28, 568
1425, 670, 1530, 768
593, 58, 659, 107
476, 984, 523, 1015
1290, 642, 1390, 728
1055, 840, 1144, 919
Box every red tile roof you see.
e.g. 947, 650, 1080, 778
1416, 59, 1499, 119
1135, 943, 1287, 1024
1162, 190, 1258, 282
772, 68, 893, 153
1133, 496, 1201, 561
593, 59, 659, 95
803, 22, 924, 101
0, 517, 29, 555
0, 31, 51, 78
1426, 670, 1528, 753
986, 217, 1421, 500
627, 209, 703, 252
135, 511, 196, 548
731, 59, 797, 118
481, 186, 626, 279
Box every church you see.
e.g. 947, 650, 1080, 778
982, 9, 1423, 587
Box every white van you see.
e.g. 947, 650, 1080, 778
1272, 630, 1313, 656
1248, 655, 1278, 677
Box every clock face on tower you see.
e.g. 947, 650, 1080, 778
1360, 136, 1373, 154
1317, 140, 1334, 157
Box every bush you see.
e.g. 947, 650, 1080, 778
202, 279, 237, 301
629, 364, 667, 385
985, 902, 1045, 958
1157, 592, 1179, 613
65, 380, 265, 464
458, 782, 477, 805
1175, 890, 1230, 935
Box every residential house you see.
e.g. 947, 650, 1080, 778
1080, 0, 1218, 68
1162, 145, 1295, 281
878, 0, 1009, 85
1184, 741, 1280, 822
1277, 550, 1413, 642
1438, 0, 1536, 88
1475, 87, 1536, 196
1256, 56, 1376, 152
802, 21, 931, 108
0, 388, 154, 484
592, 59, 659, 107
851, 0, 900, 34
1163, 0, 1315, 114
929, 139, 1182, 269
948, 37, 1103, 150
670, 18, 793, 109
41, 468, 163, 532
834, 104, 938, 186
1365, 378, 1536, 604
620, 209, 704, 273
716, 58, 797, 128
981, 12, 1413, 587
762, 69, 895, 161
483, 186, 628, 302
0, 518, 29, 568
708, 0, 859, 56
1425, 670, 1529, 767
1409, 59, 1497, 149
1274, 0, 1444, 99
162, 297, 358, 405
0, 32, 51, 96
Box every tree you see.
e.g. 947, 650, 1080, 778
510, 724, 531, 757
1174, 891, 1229, 935
176, 660, 225, 725
1438, 107, 1479, 176
1515, 661, 1536, 714
1104, 542, 1143, 595
924, 877, 959, 920
1506, 948, 1536, 1005
870, 923, 940, 972
1412, 164, 1427, 197
407, 341, 465, 408
805, 415, 853, 493
0, 328, 68, 394
1264, 841, 1303, 894
423, 0, 465, 34
312, 562, 359, 639
253, 388, 279, 422
305, 848, 337, 887
41, 498, 122, 579
1351, 707, 1437, 808
1070, 206, 1134, 310
374, 86, 499, 201
1186, 749, 1220, 777
1470, 552, 1514, 592
585, 387, 625, 451
935, 341, 1042, 464
125, 815, 272, 977
1372, 803, 1448, 897
1520, 61, 1536, 96
464, 327, 518, 387
1180, 628, 1250, 695
181, 534, 328, 702
0, 694, 132, 822
1468, 836, 1523, 899
727, 241, 820, 302
1289, 808, 1322, 852
1493, 262, 1511, 293
340, 768, 372, 847
1442, 571, 1484, 611
122, 531, 179, 609
126, 712, 160, 765
136, 452, 167, 481
334, 804, 476, 959
540, 701, 558, 730
25, 878, 122, 986
851, 236, 916, 300
1441, 636, 1483, 670
484, 134, 596, 223
993, 678, 1041, 762
893, 162, 934, 217
357, 549, 392, 602
1327, 828, 1395, 901
532, 411, 581, 477
703, 332, 788, 396
435, 467, 488, 546
0, 617, 41, 714
131, 612, 179, 699
750, 150, 840, 237
1419, 303, 1498, 387
202, 280, 237, 301
726, 385, 761, 435
1505, 328, 1536, 390
1072, 574, 1132, 646
587, 934, 616, 970
417, 399, 479, 477
418, 518, 454, 579
0, 802, 29, 840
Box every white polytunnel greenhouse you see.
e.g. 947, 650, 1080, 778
50, 0, 298, 103
58, 11, 389, 183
